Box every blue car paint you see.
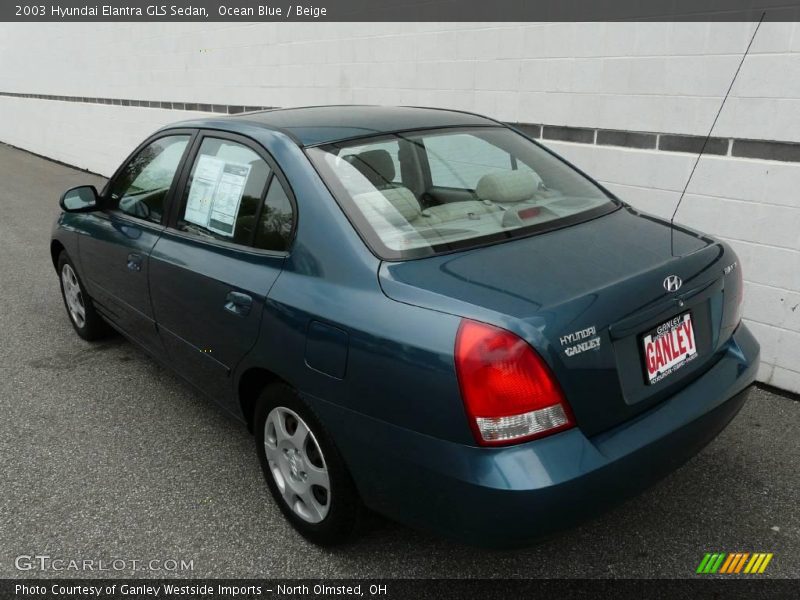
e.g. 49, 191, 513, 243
306, 326, 757, 547
150, 232, 283, 402
72, 210, 166, 355
51, 107, 759, 546
232, 127, 472, 443
378, 206, 744, 437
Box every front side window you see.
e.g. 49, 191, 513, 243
308, 127, 618, 260
107, 135, 190, 223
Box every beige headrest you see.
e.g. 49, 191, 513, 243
476, 170, 540, 203
345, 149, 396, 187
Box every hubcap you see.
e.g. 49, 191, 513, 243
263, 406, 330, 523
61, 264, 86, 328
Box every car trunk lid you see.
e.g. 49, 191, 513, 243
379, 207, 735, 437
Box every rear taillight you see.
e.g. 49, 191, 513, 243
454, 319, 575, 446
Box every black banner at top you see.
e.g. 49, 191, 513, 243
2, 0, 800, 22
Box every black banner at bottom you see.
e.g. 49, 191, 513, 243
3, 579, 798, 600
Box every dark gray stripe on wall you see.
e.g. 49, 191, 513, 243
733, 139, 800, 162
508, 123, 541, 138
542, 125, 595, 144
0, 91, 273, 115
596, 129, 657, 149
3, 90, 800, 163
659, 134, 729, 155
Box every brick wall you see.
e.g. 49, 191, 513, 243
1, 22, 798, 393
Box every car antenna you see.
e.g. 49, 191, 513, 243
670, 12, 766, 256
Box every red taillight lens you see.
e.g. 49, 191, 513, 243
455, 319, 575, 446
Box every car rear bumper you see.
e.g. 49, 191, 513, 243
310, 323, 759, 547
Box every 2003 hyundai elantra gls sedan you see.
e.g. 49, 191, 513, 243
52, 106, 759, 547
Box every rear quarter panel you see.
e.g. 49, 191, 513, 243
232, 128, 471, 444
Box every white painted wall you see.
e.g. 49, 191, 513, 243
1, 22, 798, 392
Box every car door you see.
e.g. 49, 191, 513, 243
149, 131, 295, 405
78, 131, 194, 355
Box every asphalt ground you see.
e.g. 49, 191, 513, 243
0, 142, 798, 579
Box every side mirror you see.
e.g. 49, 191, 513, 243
60, 185, 100, 213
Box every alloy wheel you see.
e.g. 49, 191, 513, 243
61, 264, 86, 328
263, 406, 331, 523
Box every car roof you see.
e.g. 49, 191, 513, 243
178, 105, 501, 147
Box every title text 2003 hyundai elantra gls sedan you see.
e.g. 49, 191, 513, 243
51, 106, 759, 547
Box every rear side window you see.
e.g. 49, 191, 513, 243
177, 137, 294, 251
254, 177, 293, 251
107, 135, 190, 224
178, 138, 272, 245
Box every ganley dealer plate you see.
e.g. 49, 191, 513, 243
642, 312, 698, 384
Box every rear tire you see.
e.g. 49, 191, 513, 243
57, 251, 110, 341
254, 383, 361, 546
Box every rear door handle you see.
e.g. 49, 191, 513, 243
224, 291, 252, 317
126, 253, 143, 272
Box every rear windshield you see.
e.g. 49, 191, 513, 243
307, 126, 618, 260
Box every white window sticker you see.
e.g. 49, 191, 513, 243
184, 156, 251, 237
184, 156, 224, 227
208, 163, 251, 237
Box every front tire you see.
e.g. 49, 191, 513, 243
254, 383, 361, 546
57, 251, 110, 341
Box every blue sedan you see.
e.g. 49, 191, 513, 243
51, 106, 759, 546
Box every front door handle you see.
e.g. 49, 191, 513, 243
224, 291, 252, 317
126, 252, 143, 272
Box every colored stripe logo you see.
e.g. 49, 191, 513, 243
696, 553, 773, 574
